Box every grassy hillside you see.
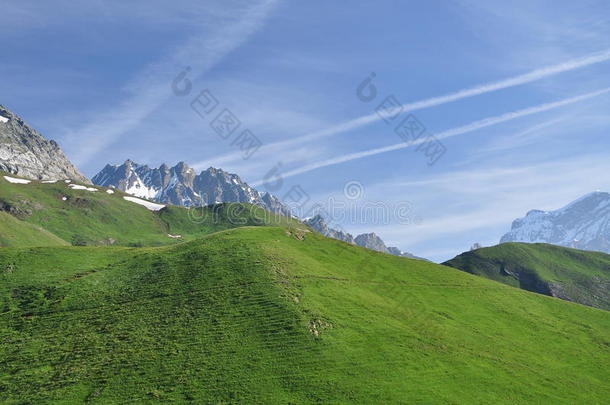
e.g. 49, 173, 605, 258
0, 173, 298, 247
0, 212, 68, 247
0, 228, 608, 403
444, 242, 610, 310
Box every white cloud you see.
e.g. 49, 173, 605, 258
253, 87, 610, 184
200, 48, 610, 173
64, 0, 281, 168
355, 154, 610, 261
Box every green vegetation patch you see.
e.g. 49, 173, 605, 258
0, 228, 608, 403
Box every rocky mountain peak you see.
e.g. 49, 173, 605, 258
303, 215, 426, 260
500, 191, 610, 254
354, 233, 389, 253
303, 215, 355, 244
92, 160, 292, 216
0, 105, 89, 183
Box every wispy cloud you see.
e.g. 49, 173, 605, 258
475, 116, 567, 154
354, 153, 610, 261
199, 48, 610, 171
252, 87, 610, 184
65, 0, 281, 169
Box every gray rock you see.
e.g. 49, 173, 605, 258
0, 105, 89, 183
92, 160, 291, 216
387, 246, 429, 261
303, 215, 427, 260
355, 233, 389, 253
303, 215, 355, 244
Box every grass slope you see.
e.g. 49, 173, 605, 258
0, 212, 68, 247
0, 228, 608, 403
444, 242, 610, 310
0, 173, 298, 247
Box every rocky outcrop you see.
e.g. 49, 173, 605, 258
303, 214, 427, 260
0, 105, 89, 183
355, 233, 389, 253
303, 215, 355, 244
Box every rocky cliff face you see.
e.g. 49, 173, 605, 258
303, 214, 427, 260
355, 233, 389, 253
500, 191, 610, 254
303, 215, 355, 244
0, 105, 89, 183
92, 160, 291, 216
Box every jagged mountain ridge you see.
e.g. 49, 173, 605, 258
302, 214, 355, 244
303, 214, 427, 260
94, 161, 427, 259
500, 191, 610, 254
92, 160, 291, 216
0, 105, 89, 183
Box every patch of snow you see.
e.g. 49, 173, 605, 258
41, 180, 57, 184
167, 234, 182, 239
501, 191, 610, 253
64, 180, 71, 183
123, 196, 165, 211
0, 116, 8, 123
106, 189, 115, 194
4, 176, 31, 184
125, 174, 160, 200
69, 184, 98, 192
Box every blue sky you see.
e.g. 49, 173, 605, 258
2, 0, 610, 261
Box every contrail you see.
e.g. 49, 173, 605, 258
252, 87, 610, 184
196, 48, 610, 170
304, 49, 610, 140
68, 0, 281, 169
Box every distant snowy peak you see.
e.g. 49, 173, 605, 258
93, 160, 159, 200
92, 160, 291, 216
386, 246, 428, 261
500, 191, 610, 254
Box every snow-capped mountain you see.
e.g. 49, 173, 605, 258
0, 105, 89, 183
92, 160, 291, 216
94, 161, 427, 259
303, 214, 427, 260
500, 191, 610, 254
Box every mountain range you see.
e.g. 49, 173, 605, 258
93, 160, 426, 259
500, 191, 610, 254
3, 104, 610, 262
92, 160, 292, 217
0, 105, 609, 402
